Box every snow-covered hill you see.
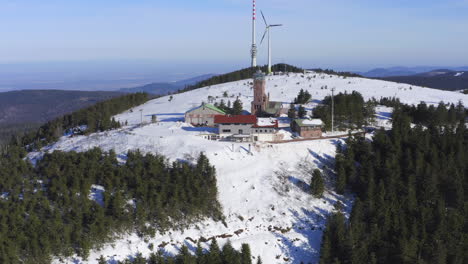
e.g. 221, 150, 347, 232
38, 72, 468, 264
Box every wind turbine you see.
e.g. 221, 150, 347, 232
260, 11, 282, 74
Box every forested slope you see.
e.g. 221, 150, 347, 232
0, 90, 123, 145
320, 103, 468, 264
0, 148, 221, 263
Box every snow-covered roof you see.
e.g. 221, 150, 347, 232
255, 118, 278, 127
294, 119, 323, 127
185, 103, 226, 115
303, 119, 323, 125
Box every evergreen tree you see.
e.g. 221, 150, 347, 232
310, 169, 325, 197
97, 255, 107, 264
232, 99, 243, 115
207, 239, 222, 264
319, 105, 468, 264
298, 106, 307, 118
288, 104, 297, 119
240, 243, 252, 264
256, 256, 263, 264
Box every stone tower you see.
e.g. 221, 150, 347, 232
251, 70, 269, 116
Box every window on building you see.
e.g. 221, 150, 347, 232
222, 129, 231, 133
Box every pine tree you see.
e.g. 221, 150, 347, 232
240, 243, 252, 264
221, 241, 240, 264
177, 245, 195, 264
207, 239, 222, 264
233, 99, 243, 115
288, 104, 297, 119
256, 256, 263, 264
298, 106, 307, 118
310, 169, 325, 197
335, 155, 347, 194
97, 255, 107, 264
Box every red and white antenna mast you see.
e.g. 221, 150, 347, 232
251, 0, 258, 68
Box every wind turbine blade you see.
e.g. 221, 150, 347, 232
270, 24, 283, 27
260, 30, 268, 45
261, 11, 268, 27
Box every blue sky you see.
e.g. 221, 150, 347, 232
1, 0, 467, 71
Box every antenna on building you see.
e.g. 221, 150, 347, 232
260, 11, 282, 75
251, 0, 258, 68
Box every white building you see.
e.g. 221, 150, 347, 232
214, 115, 283, 142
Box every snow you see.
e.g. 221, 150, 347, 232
0, 192, 8, 200
455, 72, 464, 77
33, 71, 468, 264
257, 117, 276, 127
42, 123, 348, 264
109, 72, 468, 128
302, 119, 323, 126
88, 184, 105, 207
374, 106, 394, 129
64, 125, 88, 137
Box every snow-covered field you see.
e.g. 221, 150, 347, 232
36, 72, 468, 264
39, 122, 349, 264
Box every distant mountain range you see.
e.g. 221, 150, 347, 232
119, 74, 217, 95
0, 89, 124, 144
0, 90, 123, 125
359, 66, 468, 78
378, 69, 468, 91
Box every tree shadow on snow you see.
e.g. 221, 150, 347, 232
288, 176, 310, 194
181, 127, 217, 133
307, 149, 335, 169
159, 117, 185, 122
274, 208, 331, 264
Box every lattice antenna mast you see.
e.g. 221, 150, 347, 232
251, 0, 258, 68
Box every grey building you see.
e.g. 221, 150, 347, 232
185, 103, 226, 127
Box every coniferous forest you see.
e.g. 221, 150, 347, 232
321, 103, 468, 264
181, 64, 303, 92
99, 241, 255, 264
379, 97, 467, 127
7, 92, 150, 152
314, 91, 376, 130
0, 147, 221, 263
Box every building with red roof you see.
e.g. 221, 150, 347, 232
214, 115, 257, 124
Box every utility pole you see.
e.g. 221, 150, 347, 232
331, 88, 335, 134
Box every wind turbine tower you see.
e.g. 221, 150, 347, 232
260, 11, 282, 74
251, 0, 258, 68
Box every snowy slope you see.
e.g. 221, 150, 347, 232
38, 72, 468, 264
39, 122, 348, 264
112, 72, 468, 127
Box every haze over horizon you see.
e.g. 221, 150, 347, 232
1, 0, 467, 90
